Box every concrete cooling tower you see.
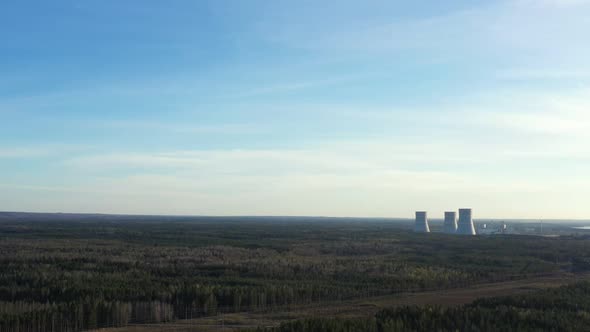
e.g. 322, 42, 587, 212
444, 211, 458, 234
456, 208, 476, 235
414, 211, 430, 233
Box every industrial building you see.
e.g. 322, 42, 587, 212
414, 208, 477, 235
444, 211, 458, 234
414, 211, 430, 233
456, 208, 477, 235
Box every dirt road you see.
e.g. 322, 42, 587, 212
94, 272, 590, 332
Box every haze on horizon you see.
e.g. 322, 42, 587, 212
1, 1, 589, 219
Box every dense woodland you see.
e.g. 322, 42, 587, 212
253, 281, 590, 332
0, 215, 589, 331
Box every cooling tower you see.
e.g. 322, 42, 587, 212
443, 211, 458, 234
456, 208, 476, 235
414, 211, 430, 233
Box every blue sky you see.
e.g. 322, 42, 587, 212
1, 0, 590, 218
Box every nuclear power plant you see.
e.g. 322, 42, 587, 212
444, 211, 458, 234
414, 211, 430, 233
414, 208, 476, 235
456, 208, 476, 235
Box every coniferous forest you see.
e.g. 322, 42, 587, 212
252, 281, 590, 332
1, 213, 590, 331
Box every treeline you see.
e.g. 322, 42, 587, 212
253, 281, 590, 332
0, 301, 172, 332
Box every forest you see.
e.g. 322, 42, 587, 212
0, 214, 589, 331
251, 281, 590, 332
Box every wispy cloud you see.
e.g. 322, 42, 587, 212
3, 1, 590, 218
37, 140, 590, 218
100, 120, 264, 135
0, 145, 91, 159
458, 88, 590, 139
496, 68, 590, 80
262, 0, 590, 68
219, 76, 363, 100
518, 0, 590, 8
7, 93, 590, 218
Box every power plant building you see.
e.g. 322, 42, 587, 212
456, 208, 476, 235
443, 211, 458, 234
414, 211, 430, 233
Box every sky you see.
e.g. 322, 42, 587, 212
1, 0, 590, 219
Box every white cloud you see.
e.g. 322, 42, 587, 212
263, 0, 590, 69
4, 85, 590, 218
0, 145, 90, 158
458, 88, 590, 139
101, 120, 263, 135
9, 146, 588, 218
496, 68, 590, 80
518, 0, 590, 8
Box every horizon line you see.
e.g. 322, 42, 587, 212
1, 211, 589, 222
